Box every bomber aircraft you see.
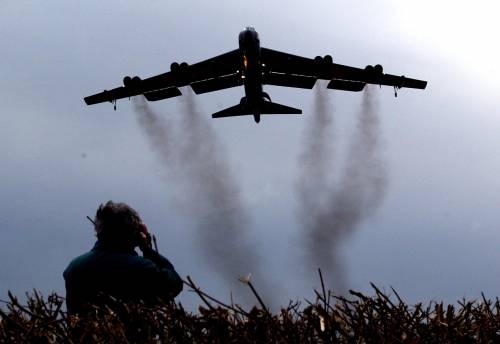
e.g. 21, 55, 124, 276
84, 27, 427, 123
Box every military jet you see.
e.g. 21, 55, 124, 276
84, 27, 427, 123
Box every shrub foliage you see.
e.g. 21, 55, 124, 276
2, 276, 500, 343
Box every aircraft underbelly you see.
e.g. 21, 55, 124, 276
243, 73, 262, 113
84, 27, 428, 123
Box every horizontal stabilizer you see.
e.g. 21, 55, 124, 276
327, 79, 365, 92
259, 100, 302, 114
190, 73, 241, 94
212, 103, 248, 118
264, 72, 317, 89
143, 87, 182, 101
212, 100, 302, 119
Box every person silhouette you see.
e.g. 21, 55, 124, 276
63, 201, 183, 313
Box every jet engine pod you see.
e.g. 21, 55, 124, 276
365, 65, 374, 72
130, 76, 142, 89
172, 62, 190, 86
170, 62, 180, 73
314, 55, 324, 64
123, 76, 132, 87
323, 55, 333, 64
374, 64, 383, 74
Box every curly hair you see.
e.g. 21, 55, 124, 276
93, 201, 142, 244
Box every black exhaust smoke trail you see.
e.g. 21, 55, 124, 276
298, 86, 387, 292
133, 94, 273, 305
296, 85, 346, 290
133, 97, 174, 162
178, 92, 270, 298
297, 85, 334, 220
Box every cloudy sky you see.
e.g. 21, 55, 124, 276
1, 1, 500, 309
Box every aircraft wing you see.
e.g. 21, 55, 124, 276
84, 86, 140, 106
84, 49, 241, 106
261, 47, 427, 91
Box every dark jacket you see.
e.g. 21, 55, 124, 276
63, 241, 183, 313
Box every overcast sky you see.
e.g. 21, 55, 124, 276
1, 1, 500, 309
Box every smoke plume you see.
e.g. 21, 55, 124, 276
133, 94, 271, 305
297, 85, 334, 219
133, 97, 174, 163
297, 86, 387, 292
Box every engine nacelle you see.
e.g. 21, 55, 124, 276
323, 55, 333, 64
172, 62, 190, 86
123, 76, 132, 87
131, 76, 142, 88
314, 56, 324, 64
170, 62, 180, 73
365, 65, 374, 72
374, 64, 383, 74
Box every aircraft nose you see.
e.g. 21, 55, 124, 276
240, 30, 255, 42
239, 31, 250, 43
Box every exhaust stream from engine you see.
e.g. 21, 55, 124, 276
133, 94, 272, 306
297, 86, 387, 292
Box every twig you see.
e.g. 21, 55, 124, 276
247, 281, 270, 316
184, 276, 249, 317
318, 268, 328, 310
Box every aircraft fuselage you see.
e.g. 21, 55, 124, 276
84, 28, 428, 123
238, 27, 263, 123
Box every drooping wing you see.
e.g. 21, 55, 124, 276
261, 47, 427, 91
84, 87, 138, 106
84, 49, 241, 105
190, 73, 242, 95
183, 49, 241, 83
84, 73, 180, 105
263, 72, 317, 89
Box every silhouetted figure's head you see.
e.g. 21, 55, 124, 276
92, 201, 142, 250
